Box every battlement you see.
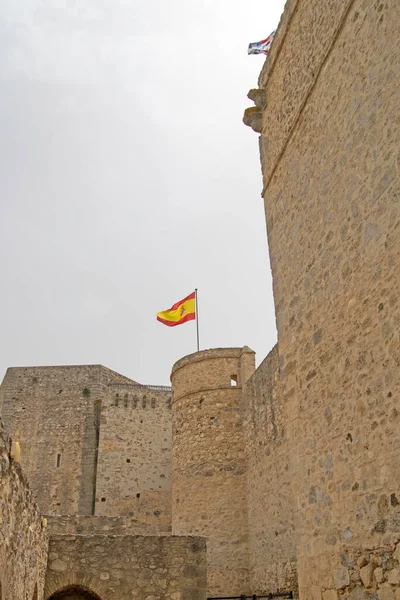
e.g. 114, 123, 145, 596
171, 346, 254, 376
110, 382, 172, 393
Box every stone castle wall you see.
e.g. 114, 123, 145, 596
44, 534, 206, 600
246, 0, 400, 596
0, 365, 104, 515
95, 382, 172, 531
242, 346, 297, 594
0, 419, 48, 600
171, 347, 256, 596
0, 366, 173, 532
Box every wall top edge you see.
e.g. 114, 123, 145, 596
48, 533, 207, 541
170, 346, 255, 378
257, 0, 299, 89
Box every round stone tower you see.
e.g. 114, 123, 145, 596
171, 347, 255, 596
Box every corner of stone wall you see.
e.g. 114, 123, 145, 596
242, 345, 298, 596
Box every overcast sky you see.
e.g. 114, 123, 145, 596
0, 0, 285, 386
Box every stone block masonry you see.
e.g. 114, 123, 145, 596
0, 418, 48, 600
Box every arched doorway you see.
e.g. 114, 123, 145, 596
47, 586, 102, 600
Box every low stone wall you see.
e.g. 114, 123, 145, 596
0, 419, 48, 599
45, 534, 206, 600
45, 513, 167, 535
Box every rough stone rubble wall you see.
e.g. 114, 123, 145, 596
247, 0, 400, 597
0, 419, 48, 600
242, 346, 297, 595
45, 534, 206, 600
95, 383, 172, 531
171, 348, 255, 596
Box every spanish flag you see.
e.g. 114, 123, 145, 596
157, 292, 196, 327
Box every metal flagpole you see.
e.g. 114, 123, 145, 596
195, 288, 200, 352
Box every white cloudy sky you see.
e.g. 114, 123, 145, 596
0, 0, 285, 385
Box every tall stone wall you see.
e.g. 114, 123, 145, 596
246, 0, 400, 597
0, 365, 105, 515
0, 419, 48, 600
94, 383, 172, 531
171, 347, 256, 596
242, 346, 297, 595
44, 534, 206, 600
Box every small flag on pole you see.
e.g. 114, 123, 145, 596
248, 31, 276, 56
157, 292, 196, 327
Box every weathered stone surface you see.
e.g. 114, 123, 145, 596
242, 346, 297, 595
323, 590, 338, 600
334, 567, 350, 589
171, 347, 255, 595
250, 0, 400, 595
378, 583, 395, 600
0, 365, 172, 529
0, 419, 48, 599
374, 568, 384, 584
0, 0, 398, 598
243, 107, 263, 133
45, 534, 206, 600
360, 563, 374, 588
387, 568, 400, 585
49, 558, 67, 572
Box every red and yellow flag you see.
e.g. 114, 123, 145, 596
157, 292, 196, 327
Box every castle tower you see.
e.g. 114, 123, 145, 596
171, 347, 255, 596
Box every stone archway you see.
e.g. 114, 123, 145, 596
47, 585, 102, 600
